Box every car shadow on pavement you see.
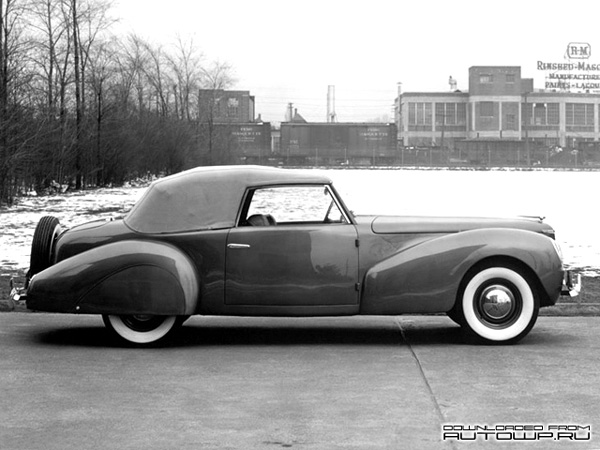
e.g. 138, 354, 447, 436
36, 325, 410, 348
33, 316, 575, 348
174, 324, 413, 347
32, 317, 464, 348
397, 323, 576, 346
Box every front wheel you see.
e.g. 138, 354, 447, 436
457, 265, 539, 344
102, 314, 179, 345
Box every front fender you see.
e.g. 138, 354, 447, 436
360, 228, 563, 314
27, 240, 200, 315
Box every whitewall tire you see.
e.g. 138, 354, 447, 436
103, 314, 178, 345
459, 265, 539, 344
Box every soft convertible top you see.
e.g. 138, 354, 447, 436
125, 165, 332, 233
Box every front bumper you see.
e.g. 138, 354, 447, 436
8, 277, 28, 307
561, 271, 582, 297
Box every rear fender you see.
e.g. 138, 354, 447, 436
26, 240, 199, 315
360, 228, 562, 314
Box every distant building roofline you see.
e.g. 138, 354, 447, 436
399, 91, 469, 97
281, 121, 396, 126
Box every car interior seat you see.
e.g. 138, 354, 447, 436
246, 214, 277, 226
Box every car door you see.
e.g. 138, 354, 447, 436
225, 185, 359, 308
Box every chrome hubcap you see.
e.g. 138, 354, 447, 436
122, 315, 164, 332
132, 315, 153, 322
479, 285, 515, 320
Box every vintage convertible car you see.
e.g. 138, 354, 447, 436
11, 165, 580, 345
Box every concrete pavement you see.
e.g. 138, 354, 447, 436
0, 313, 599, 450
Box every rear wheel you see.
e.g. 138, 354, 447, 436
102, 314, 179, 345
27, 216, 61, 280
457, 264, 539, 344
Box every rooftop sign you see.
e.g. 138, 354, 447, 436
537, 42, 600, 91
565, 42, 591, 59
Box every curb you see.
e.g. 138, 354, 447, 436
540, 303, 600, 316
0, 300, 16, 312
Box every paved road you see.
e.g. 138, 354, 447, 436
0, 313, 599, 450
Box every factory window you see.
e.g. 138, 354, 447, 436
227, 98, 239, 118
527, 102, 560, 126
585, 104, 594, 125
436, 102, 466, 126
566, 103, 594, 126
479, 74, 493, 83
506, 114, 516, 129
533, 103, 547, 125
446, 104, 456, 125
480, 101, 494, 118
424, 103, 432, 125
409, 103, 416, 124
408, 102, 432, 125
435, 103, 444, 125
547, 103, 560, 124
213, 98, 221, 117
457, 103, 467, 124
521, 103, 532, 126
506, 73, 516, 83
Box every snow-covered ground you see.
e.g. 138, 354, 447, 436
1, 168, 598, 276
321, 168, 600, 275
0, 186, 145, 273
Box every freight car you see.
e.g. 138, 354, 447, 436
279, 122, 398, 165
197, 121, 398, 166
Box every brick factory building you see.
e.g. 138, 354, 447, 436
198, 89, 256, 123
197, 89, 272, 164
396, 65, 600, 166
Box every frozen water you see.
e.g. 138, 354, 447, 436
1, 168, 598, 276
321, 168, 600, 276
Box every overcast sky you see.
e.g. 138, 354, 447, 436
113, 0, 600, 123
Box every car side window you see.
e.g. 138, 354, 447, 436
243, 185, 348, 226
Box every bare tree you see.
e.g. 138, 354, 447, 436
25, 0, 75, 188
141, 40, 169, 117
86, 37, 114, 184
0, 0, 33, 204
167, 35, 202, 121
74, 0, 114, 114
25, 0, 68, 115
0, 3, 240, 205
70, 0, 83, 188
114, 34, 149, 115
198, 60, 235, 164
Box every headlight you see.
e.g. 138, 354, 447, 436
541, 228, 556, 240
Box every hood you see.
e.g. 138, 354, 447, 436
360, 215, 555, 238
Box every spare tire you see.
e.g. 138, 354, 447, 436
27, 216, 61, 279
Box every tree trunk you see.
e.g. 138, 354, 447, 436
72, 0, 82, 189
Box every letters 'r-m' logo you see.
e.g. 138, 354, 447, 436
566, 42, 591, 59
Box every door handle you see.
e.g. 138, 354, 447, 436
228, 243, 251, 249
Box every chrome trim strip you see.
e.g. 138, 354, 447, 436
227, 243, 251, 249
